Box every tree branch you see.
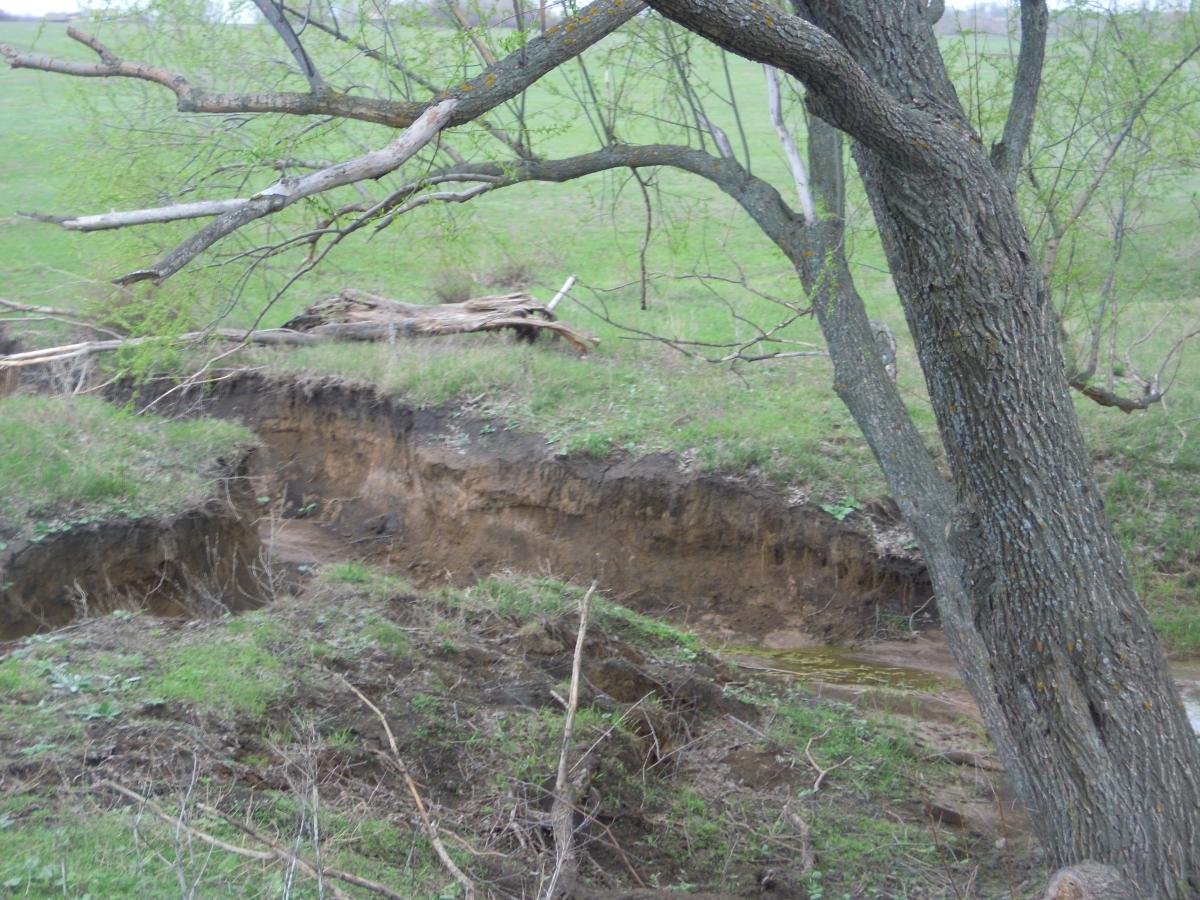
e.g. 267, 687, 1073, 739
0, 0, 644, 131
991, 0, 1048, 186
278, 3, 529, 156
0, 28, 414, 126
252, 0, 327, 93
641, 0, 956, 170
116, 99, 458, 284
764, 65, 815, 222
1042, 39, 1200, 279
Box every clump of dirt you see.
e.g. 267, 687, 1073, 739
0, 456, 264, 640
0, 571, 1041, 898
128, 372, 932, 645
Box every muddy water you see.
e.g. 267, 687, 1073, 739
723, 645, 950, 692
728, 638, 1200, 734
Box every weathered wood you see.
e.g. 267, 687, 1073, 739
0, 290, 597, 369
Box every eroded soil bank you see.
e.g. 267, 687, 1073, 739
133, 371, 931, 645
0, 458, 263, 640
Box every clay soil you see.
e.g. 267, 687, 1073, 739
128, 371, 932, 647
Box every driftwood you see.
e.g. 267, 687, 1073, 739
0, 289, 598, 369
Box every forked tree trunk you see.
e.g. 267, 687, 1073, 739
643, 0, 1200, 893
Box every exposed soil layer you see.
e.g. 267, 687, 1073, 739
0, 458, 264, 640
135, 372, 931, 644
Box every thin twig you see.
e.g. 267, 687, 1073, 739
804, 728, 852, 791
337, 675, 477, 900
544, 580, 598, 900
99, 780, 358, 900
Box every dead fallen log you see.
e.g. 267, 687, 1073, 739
0, 289, 598, 368
281, 288, 597, 353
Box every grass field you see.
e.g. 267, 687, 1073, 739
2, 15, 1199, 650
0, 394, 252, 540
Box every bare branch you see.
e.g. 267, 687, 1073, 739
642, 0, 959, 170
696, 113, 735, 160
0, 1, 645, 131
1043, 39, 1200, 278
38, 199, 252, 232
0, 28, 414, 126
991, 0, 1048, 187
278, 3, 529, 156
338, 676, 476, 900
764, 65, 815, 222
544, 581, 598, 900
443, 0, 498, 65
117, 99, 458, 284
252, 0, 327, 93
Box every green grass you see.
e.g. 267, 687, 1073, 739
0, 657, 43, 696
143, 637, 285, 716
0, 570, 1033, 897
2, 16, 1199, 652
0, 393, 252, 538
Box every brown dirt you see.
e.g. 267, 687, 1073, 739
127, 371, 932, 645
0, 456, 264, 640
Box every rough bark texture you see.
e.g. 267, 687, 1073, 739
642, 0, 1200, 894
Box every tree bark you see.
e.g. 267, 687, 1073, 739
643, 0, 1200, 893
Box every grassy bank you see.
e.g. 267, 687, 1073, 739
0, 569, 1043, 897
0, 394, 252, 541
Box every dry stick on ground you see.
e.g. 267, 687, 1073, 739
99, 780, 374, 900
804, 727, 852, 792
337, 674, 477, 900
191, 801, 408, 900
780, 802, 815, 879
544, 580, 599, 900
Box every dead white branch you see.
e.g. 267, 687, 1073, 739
547, 275, 577, 312
544, 580, 598, 900
45, 200, 252, 232
338, 675, 476, 900
764, 65, 816, 222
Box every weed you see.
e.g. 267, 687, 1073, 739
144, 638, 284, 716
0, 659, 42, 696
821, 495, 865, 521
366, 619, 412, 657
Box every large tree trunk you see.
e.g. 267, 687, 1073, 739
643, 0, 1200, 893
805, 4, 1200, 893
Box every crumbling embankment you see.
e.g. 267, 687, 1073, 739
140, 372, 931, 643
0, 458, 263, 640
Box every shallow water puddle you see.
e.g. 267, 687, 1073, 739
722, 645, 952, 693
730, 644, 1200, 733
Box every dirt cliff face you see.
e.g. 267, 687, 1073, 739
149, 373, 931, 644
0, 459, 263, 640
